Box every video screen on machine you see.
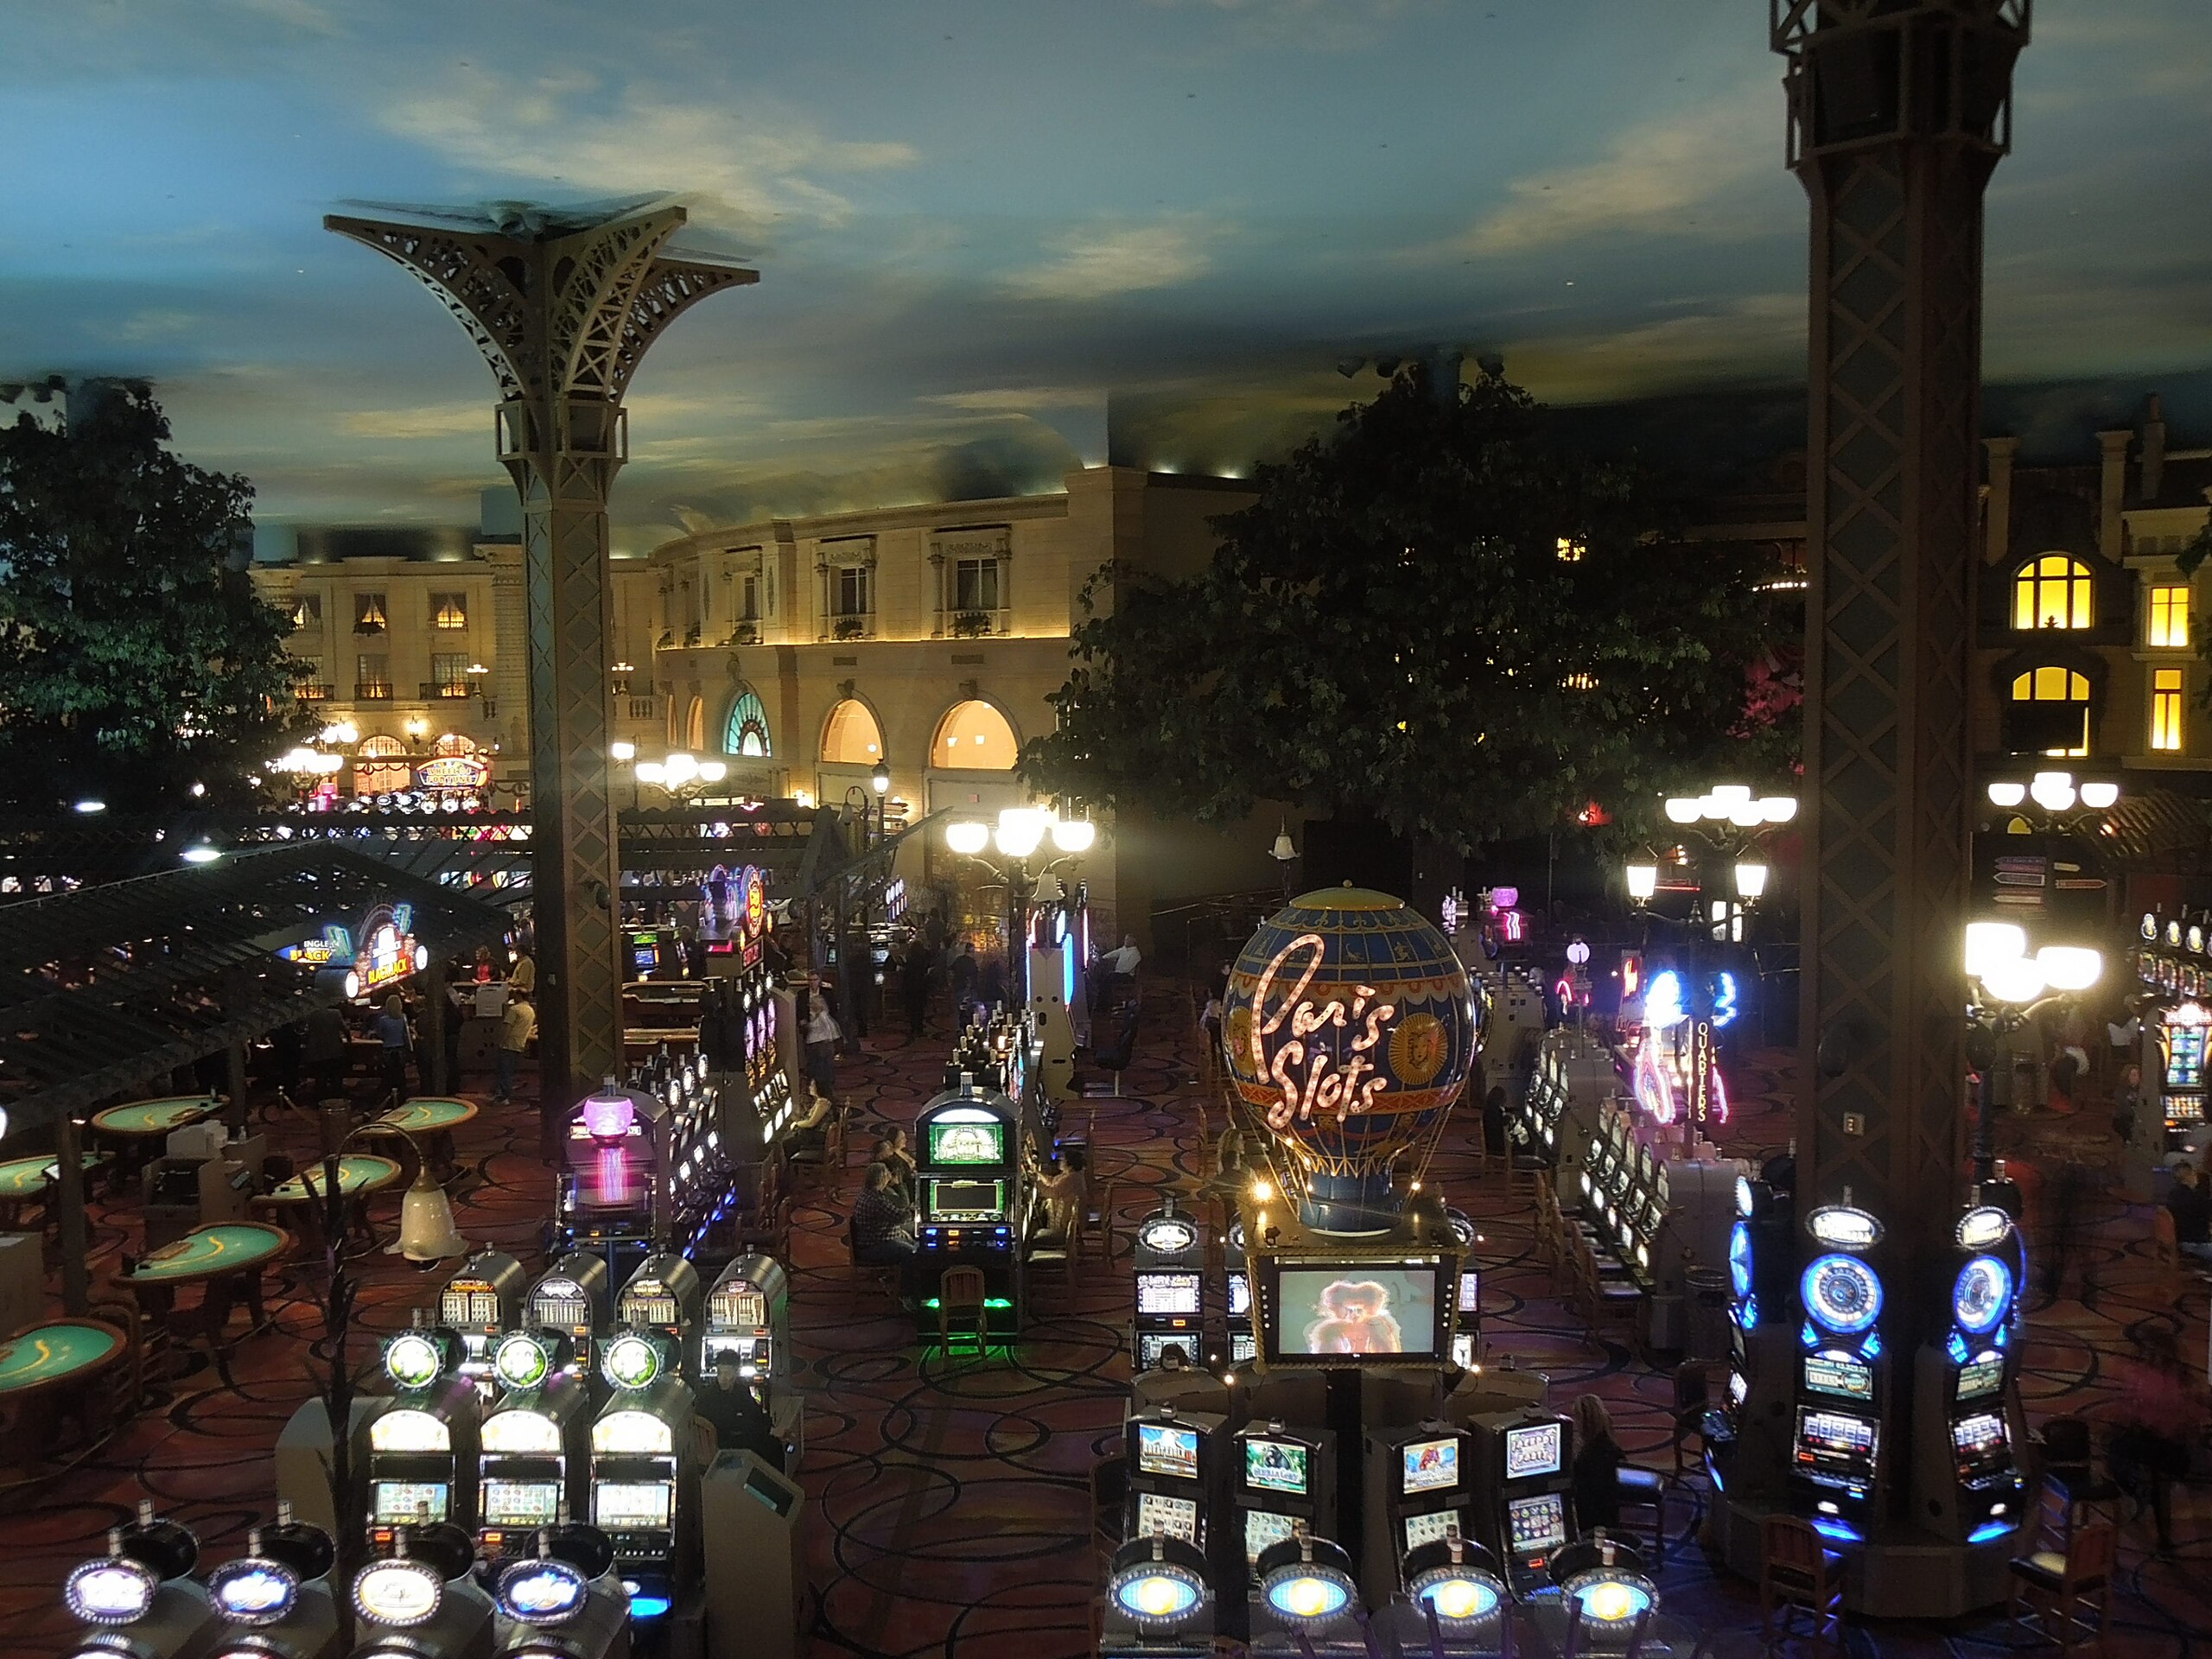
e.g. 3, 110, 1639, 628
927, 1179, 1004, 1219
1402, 1437, 1460, 1495
1136, 1273, 1203, 1316
1504, 1421, 1565, 1479
1951, 1412, 2008, 1459
1404, 1510, 1460, 1553
1458, 1269, 1480, 1315
1796, 1408, 1878, 1464
2169, 1027, 2206, 1091
1230, 1332, 1257, 1363
1135, 1422, 1201, 1482
927, 1119, 1005, 1166
480, 1479, 561, 1527
372, 1482, 449, 1524
1228, 1272, 1251, 1319
1802, 1352, 1874, 1402
1275, 1265, 1438, 1357
1452, 1332, 1476, 1370
1136, 1332, 1198, 1370
1244, 1508, 1298, 1567
594, 1482, 674, 1529
1243, 1437, 1310, 1497
1135, 1492, 1199, 1545
1506, 1493, 1567, 1557
1956, 1357, 2005, 1403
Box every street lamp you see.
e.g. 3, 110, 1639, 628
1984, 769, 2120, 821
943, 806, 1095, 1004
1625, 861, 1659, 903
1963, 921, 2104, 1179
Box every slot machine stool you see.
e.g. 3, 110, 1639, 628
1612, 1466, 1670, 1565
2007, 1522, 2116, 1658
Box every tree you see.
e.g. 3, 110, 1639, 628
0, 381, 303, 812
1022, 365, 1797, 851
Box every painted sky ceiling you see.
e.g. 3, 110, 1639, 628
3, 0, 2206, 556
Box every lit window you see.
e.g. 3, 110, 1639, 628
291, 594, 321, 629
356, 654, 391, 699
1562, 671, 1597, 690
2152, 667, 2184, 752
431, 653, 471, 696
353, 593, 388, 635
433, 593, 468, 631
1556, 537, 1586, 563
822, 699, 882, 764
954, 558, 1001, 613
2012, 556, 2092, 629
933, 700, 1017, 770
2007, 666, 2090, 756
2149, 584, 2190, 649
723, 689, 772, 758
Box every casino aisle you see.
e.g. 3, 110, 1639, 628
2, 987, 2208, 1656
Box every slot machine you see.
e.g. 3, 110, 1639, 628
1224, 1220, 1255, 1367
1131, 1203, 1205, 1372
60, 1505, 218, 1659
1911, 1199, 2030, 1545
1789, 1201, 1891, 1543
587, 1333, 699, 1625
2151, 998, 2209, 1143
441, 1251, 526, 1395
364, 1327, 481, 1549
1228, 1421, 1337, 1595
1467, 1410, 1574, 1599
488, 1542, 634, 1659
524, 1252, 613, 1370
1446, 1212, 1481, 1370
1123, 1408, 1230, 1563
1360, 1424, 1475, 1605
556, 1085, 661, 1265
205, 1509, 342, 1659
1706, 1173, 1796, 1502
700, 1255, 796, 1439
613, 1255, 702, 1368
348, 1531, 497, 1659
1098, 1535, 1216, 1659
474, 1338, 589, 1569
912, 1081, 1024, 1329
1632, 1155, 1745, 1351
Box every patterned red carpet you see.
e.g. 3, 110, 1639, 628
1, 989, 2206, 1656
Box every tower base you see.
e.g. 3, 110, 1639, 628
1712, 1496, 2016, 1618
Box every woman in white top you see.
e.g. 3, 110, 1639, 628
800, 979, 841, 1102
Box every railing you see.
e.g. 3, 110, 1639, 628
354, 682, 392, 701
295, 683, 333, 701
420, 681, 474, 700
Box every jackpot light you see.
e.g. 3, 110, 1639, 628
1105, 1537, 1211, 1632
1257, 1535, 1358, 1628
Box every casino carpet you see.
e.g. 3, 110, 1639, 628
1, 988, 2208, 1657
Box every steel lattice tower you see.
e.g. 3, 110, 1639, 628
327, 201, 755, 1125
1769, 1, 2030, 1614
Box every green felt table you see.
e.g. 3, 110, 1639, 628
0, 1319, 124, 1396
378, 1097, 478, 1134
261, 1154, 401, 1205
124, 1222, 289, 1284
0, 1152, 104, 1201
89, 1096, 218, 1138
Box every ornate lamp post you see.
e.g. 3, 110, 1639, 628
1962, 922, 2102, 1181
945, 809, 1094, 1006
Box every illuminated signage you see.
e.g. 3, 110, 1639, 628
416, 755, 490, 791
495, 1558, 588, 1625
1245, 932, 1398, 1131
383, 1332, 443, 1390
1955, 1207, 2012, 1249
208, 1558, 298, 1626
66, 1557, 159, 1625
353, 1558, 444, 1628
1806, 1205, 1882, 1251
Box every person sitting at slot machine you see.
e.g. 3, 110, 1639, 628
1027, 1152, 1084, 1243
789, 1086, 835, 1158
693, 1354, 787, 1473
2164, 1162, 2212, 1266
1569, 1395, 1624, 1531
851, 1163, 917, 1264
869, 1131, 918, 1207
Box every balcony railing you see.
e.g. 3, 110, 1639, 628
421, 681, 474, 700
354, 682, 393, 701
295, 682, 334, 701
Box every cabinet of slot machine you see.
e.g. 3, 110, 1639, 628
1228, 1421, 1336, 1599
701, 1255, 800, 1449
204, 1512, 343, 1659
1911, 1200, 2030, 1545
1123, 1408, 1233, 1604
2151, 999, 2209, 1144
1467, 1410, 1574, 1600
474, 1352, 588, 1569
558, 1086, 663, 1268
60, 1507, 221, 1659
588, 1333, 699, 1626
1789, 1203, 1891, 1543
912, 1083, 1024, 1331
350, 1542, 498, 1659
614, 1255, 702, 1372
1360, 1424, 1476, 1607
1223, 1219, 1255, 1367
440, 1250, 525, 1394
526, 1251, 613, 1370
1131, 1205, 1206, 1372
362, 1329, 482, 1548
1708, 1174, 1796, 1502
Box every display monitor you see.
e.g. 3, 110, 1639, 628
620, 1293, 677, 1329
442, 1285, 500, 1327
1243, 1437, 1310, 1497
1135, 1332, 1198, 1371
1505, 1492, 1567, 1558
594, 1482, 673, 1529
926, 1179, 1005, 1220
1134, 1492, 1199, 1545
1228, 1272, 1252, 1319
1136, 1272, 1202, 1317
715, 1289, 766, 1329
1230, 1332, 1257, 1363
1244, 1509, 1298, 1567
1951, 1412, 2008, 1464
1402, 1437, 1460, 1495
481, 1479, 561, 1527
1796, 1408, 1878, 1466
372, 1481, 448, 1524
1135, 1421, 1201, 1481
927, 1117, 1006, 1166
2169, 1025, 2206, 1090
1270, 1262, 1441, 1358
1404, 1510, 1461, 1553
1956, 1357, 2005, 1403
1457, 1270, 1480, 1316
1802, 1351, 1874, 1403
1503, 1421, 1564, 1479
1451, 1332, 1476, 1370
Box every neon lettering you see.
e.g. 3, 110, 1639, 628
1249, 932, 1402, 1126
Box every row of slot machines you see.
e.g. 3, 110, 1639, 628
1105, 1404, 1648, 1654
1511, 1027, 1617, 1172
1567, 1100, 1741, 1349
1709, 1179, 2030, 1549
56, 1500, 639, 1659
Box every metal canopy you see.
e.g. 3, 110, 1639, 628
0, 842, 516, 1137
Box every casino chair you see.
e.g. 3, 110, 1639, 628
2033, 1417, 2122, 1545
1668, 1363, 1710, 1481
938, 1264, 990, 1357
2008, 1521, 2115, 1656
1759, 1514, 1845, 1658
1089, 1452, 1129, 1560
1612, 1465, 1670, 1566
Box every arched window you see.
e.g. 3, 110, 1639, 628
354, 734, 411, 795
932, 700, 1018, 770
821, 699, 882, 765
686, 696, 706, 752
2013, 555, 2093, 630
432, 733, 477, 757
723, 689, 772, 758
2007, 665, 2091, 756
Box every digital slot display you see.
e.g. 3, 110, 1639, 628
1136, 1272, 1203, 1316
1956, 1357, 2005, 1403
1228, 1272, 1251, 1319
1135, 1492, 1199, 1545
371, 1481, 448, 1524
1796, 1409, 1878, 1462
1802, 1352, 1874, 1402
1244, 1437, 1309, 1497
1404, 1510, 1459, 1552
481, 1479, 560, 1526
927, 1179, 1004, 1220
1457, 1270, 1480, 1315
927, 1119, 1005, 1166
1244, 1508, 1298, 1567
1135, 1332, 1198, 1370
594, 1482, 673, 1529
1402, 1437, 1459, 1495
1503, 1421, 1564, 1479
1135, 1422, 1201, 1481
1275, 1265, 1438, 1357
1951, 1412, 2007, 1458
1506, 1492, 1567, 1556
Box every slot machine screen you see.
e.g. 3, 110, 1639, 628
1228, 1272, 1251, 1319
1727, 1371, 1748, 1407
1955, 1357, 2005, 1403
717, 1289, 766, 1329
1452, 1332, 1476, 1370
927, 1118, 1006, 1165
1136, 1272, 1203, 1316
2169, 1025, 2206, 1090
1802, 1351, 1875, 1403
1506, 1493, 1567, 1557
1457, 1269, 1480, 1315
1134, 1492, 1199, 1545
481, 1479, 561, 1527
1136, 1332, 1198, 1370
1273, 1263, 1440, 1357
1402, 1437, 1460, 1495
1230, 1332, 1257, 1363
927, 1179, 1005, 1221
1135, 1422, 1201, 1481
532, 1287, 590, 1335
1795, 1408, 1878, 1468
1404, 1510, 1460, 1552
623, 1294, 677, 1328
1951, 1412, 2008, 1468
372, 1481, 448, 1524
443, 1285, 499, 1327
1243, 1437, 1310, 1497
594, 1482, 674, 1529
1244, 1509, 1298, 1567
1503, 1421, 1564, 1479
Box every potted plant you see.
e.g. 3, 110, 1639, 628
951, 610, 994, 638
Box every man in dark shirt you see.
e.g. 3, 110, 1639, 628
694, 1356, 786, 1472
2165, 1162, 2212, 1262
852, 1163, 917, 1263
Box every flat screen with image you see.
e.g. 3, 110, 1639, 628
926, 1179, 1004, 1220
1402, 1436, 1459, 1494
594, 1482, 673, 1529
1458, 1269, 1480, 1314
927, 1118, 1005, 1166
1136, 1272, 1202, 1316
1506, 1492, 1567, 1556
1404, 1510, 1461, 1552
1135, 1421, 1200, 1481
1243, 1437, 1309, 1496
1244, 1508, 1298, 1567
372, 1481, 448, 1524
1503, 1421, 1564, 1479
1136, 1332, 1198, 1370
1955, 1357, 2004, 1402
1228, 1272, 1251, 1319
481, 1479, 560, 1527
1135, 1491, 1199, 1545
1273, 1264, 1440, 1357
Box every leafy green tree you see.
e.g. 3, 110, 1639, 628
0, 382, 303, 811
1023, 365, 1796, 850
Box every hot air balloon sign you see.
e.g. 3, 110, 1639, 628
1224, 887, 1478, 1233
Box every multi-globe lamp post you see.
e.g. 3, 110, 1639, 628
944, 807, 1096, 1005
1961, 921, 2103, 1181
1983, 769, 2120, 826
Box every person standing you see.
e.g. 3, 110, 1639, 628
305, 1001, 350, 1102
495, 991, 536, 1105
901, 946, 934, 1039
374, 995, 413, 1103
800, 979, 841, 1103
508, 947, 537, 996
950, 944, 979, 1014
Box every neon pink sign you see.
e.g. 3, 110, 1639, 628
1246, 932, 1399, 1132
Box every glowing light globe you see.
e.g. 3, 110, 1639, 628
1223, 887, 1477, 1232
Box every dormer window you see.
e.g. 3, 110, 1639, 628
291, 594, 321, 630
353, 593, 388, 636
2012, 556, 2092, 630
432, 593, 467, 631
